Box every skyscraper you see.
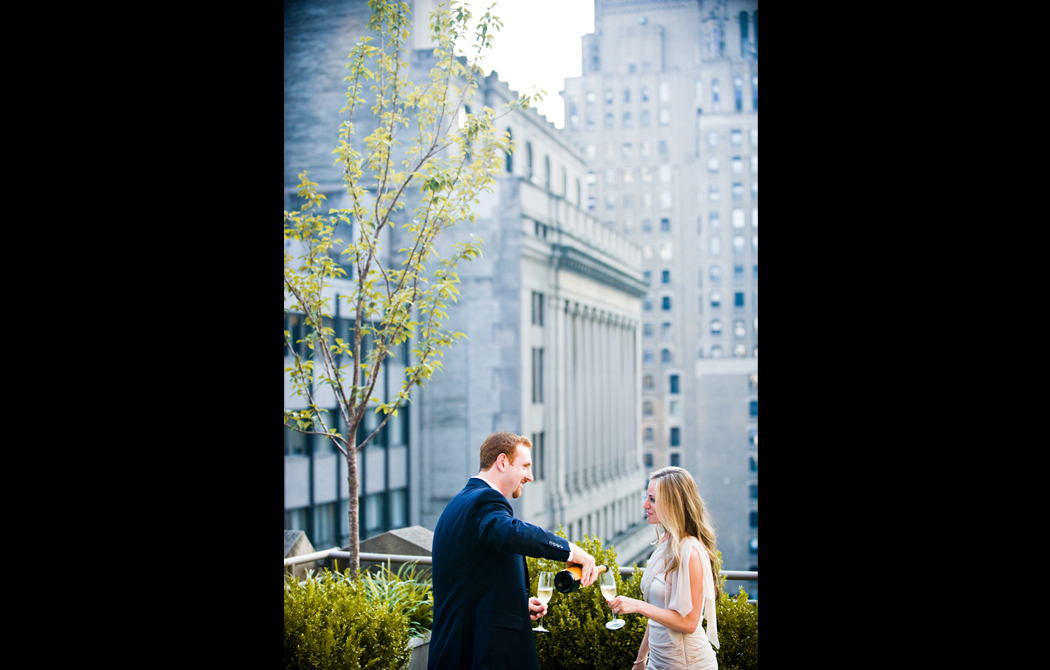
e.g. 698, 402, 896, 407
562, 0, 758, 589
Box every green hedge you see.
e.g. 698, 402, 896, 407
527, 531, 758, 670
284, 569, 412, 670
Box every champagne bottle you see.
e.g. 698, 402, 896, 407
554, 564, 609, 594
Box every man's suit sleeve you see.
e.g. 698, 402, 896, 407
472, 489, 571, 561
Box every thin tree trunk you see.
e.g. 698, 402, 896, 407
346, 437, 360, 579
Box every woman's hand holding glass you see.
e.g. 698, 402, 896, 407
605, 593, 645, 617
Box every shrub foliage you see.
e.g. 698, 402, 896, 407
284, 569, 411, 669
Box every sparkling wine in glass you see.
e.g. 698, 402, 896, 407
534, 571, 553, 632
601, 571, 625, 630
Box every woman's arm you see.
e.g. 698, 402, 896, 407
608, 547, 705, 634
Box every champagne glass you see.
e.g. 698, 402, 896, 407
601, 570, 625, 630
534, 572, 553, 632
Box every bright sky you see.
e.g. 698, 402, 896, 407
456, 0, 595, 128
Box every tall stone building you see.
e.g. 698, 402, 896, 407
561, 0, 758, 591
285, 0, 657, 566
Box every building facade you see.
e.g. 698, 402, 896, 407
561, 0, 758, 589
285, 0, 657, 565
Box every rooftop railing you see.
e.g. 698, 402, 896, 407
286, 549, 758, 604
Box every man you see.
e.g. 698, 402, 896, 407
428, 432, 599, 670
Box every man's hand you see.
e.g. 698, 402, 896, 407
567, 543, 599, 587
528, 596, 547, 621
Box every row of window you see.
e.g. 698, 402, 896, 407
648, 343, 757, 364
644, 265, 759, 287
580, 127, 755, 166
570, 72, 758, 131
644, 289, 758, 313
284, 488, 410, 547
706, 155, 759, 174
511, 130, 583, 207
701, 235, 760, 256
698, 265, 759, 285
696, 344, 758, 359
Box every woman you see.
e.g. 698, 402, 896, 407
606, 467, 720, 669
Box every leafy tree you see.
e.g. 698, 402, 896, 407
284, 0, 539, 578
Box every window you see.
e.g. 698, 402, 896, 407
284, 424, 307, 456
749, 373, 758, 392
710, 318, 722, 335
670, 400, 681, 416
749, 456, 758, 472
641, 86, 650, 102
544, 156, 551, 190
731, 129, 742, 145
641, 110, 650, 127
709, 236, 721, 256
586, 113, 595, 128
734, 294, 745, 309
732, 156, 743, 174
660, 190, 672, 210
752, 234, 758, 254
643, 296, 653, 311
752, 74, 758, 110
707, 157, 720, 173
623, 194, 634, 210
526, 142, 533, 181
670, 427, 681, 446
605, 194, 616, 210
710, 344, 723, 358
751, 182, 758, 202
750, 128, 758, 146
659, 165, 672, 183
641, 142, 652, 158
644, 348, 654, 365
749, 400, 758, 417
644, 452, 654, 467
586, 91, 596, 105
697, 269, 704, 287
643, 374, 654, 389
643, 245, 653, 259
751, 154, 758, 174
661, 348, 672, 364
733, 344, 746, 358
531, 432, 545, 481
660, 218, 671, 233
531, 348, 544, 403
732, 209, 745, 228
623, 112, 633, 128
749, 485, 758, 501
695, 79, 703, 100
642, 219, 653, 233
531, 291, 544, 326
660, 322, 672, 340
605, 89, 614, 104
733, 75, 743, 112
753, 264, 758, 281
659, 140, 669, 158
622, 142, 633, 158
710, 265, 722, 283
749, 537, 758, 554
708, 185, 720, 201
707, 130, 718, 147
669, 374, 680, 394
643, 401, 654, 416
732, 183, 743, 200
624, 88, 631, 103
752, 207, 758, 228
709, 211, 721, 229
734, 264, 744, 282
585, 144, 596, 160
659, 82, 669, 102
710, 292, 722, 308
659, 108, 670, 125
752, 316, 758, 337
711, 78, 720, 104
662, 296, 672, 311
732, 235, 745, 254
749, 511, 758, 529
643, 322, 653, 337
670, 453, 681, 467
661, 269, 671, 285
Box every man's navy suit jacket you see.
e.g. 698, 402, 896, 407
427, 478, 571, 670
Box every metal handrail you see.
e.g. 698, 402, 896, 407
285, 549, 758, 581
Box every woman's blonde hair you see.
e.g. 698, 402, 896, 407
649, 466, 721, 599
